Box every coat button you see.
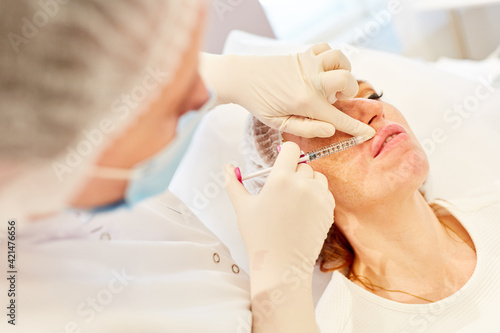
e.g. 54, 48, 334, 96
232, 264, 240, 274
213, 253, 221, 263
100, 232, 111, 240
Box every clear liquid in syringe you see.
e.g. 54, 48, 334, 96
306, 136, 363, 162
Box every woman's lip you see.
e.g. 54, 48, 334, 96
375, 133, 410, 158
372, 124, 408, 158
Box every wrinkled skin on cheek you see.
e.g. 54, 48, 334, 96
284, 131, 372, 210
313, 148, 370, 208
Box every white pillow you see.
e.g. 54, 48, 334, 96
170, 31, 500, 276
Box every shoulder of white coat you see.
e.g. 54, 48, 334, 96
140, 190, 203, 226
316, 271, 354, 333
138, 191, 234, 255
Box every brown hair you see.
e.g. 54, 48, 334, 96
319, 223, 354, 272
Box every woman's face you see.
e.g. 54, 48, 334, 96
283, 82, 429, 213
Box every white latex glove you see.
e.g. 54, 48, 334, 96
225, 142, 335, 297
201, 43, 375, 138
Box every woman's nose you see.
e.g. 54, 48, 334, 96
333, 98, 384, 126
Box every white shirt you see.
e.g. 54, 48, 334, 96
0, 191, 251, 333
315, 182, 500, 333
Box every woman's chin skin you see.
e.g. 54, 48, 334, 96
328, 148, 429, 211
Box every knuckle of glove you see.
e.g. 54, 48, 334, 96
329, 49, 343, 63
296, 178, 312, 193
271, 170, 289, 185
335, 69, 351, 85
294, 91, 315, 113
285, 177, 315, 199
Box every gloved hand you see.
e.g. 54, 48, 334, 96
224, 142, 335, 298
201, 43, 375, 138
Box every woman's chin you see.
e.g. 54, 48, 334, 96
380, 149, 429, 190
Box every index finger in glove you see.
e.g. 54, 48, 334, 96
320, 70, 359, 103
296, 163, 315, 179
277, 116, 336, 138
270, 142, 301, 174
317, 49, 352, 72
320, 102, 375, 137
283, 99, 371, 138
310, 42, 332, 56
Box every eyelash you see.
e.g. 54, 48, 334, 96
368, 91, 383, 100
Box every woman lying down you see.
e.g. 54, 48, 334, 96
243, 81, 500, 332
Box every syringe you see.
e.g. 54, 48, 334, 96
236, 134, 374, 183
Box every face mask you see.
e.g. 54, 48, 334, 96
87, 92, 216, 212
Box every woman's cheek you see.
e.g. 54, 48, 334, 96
310, 158, 346, 189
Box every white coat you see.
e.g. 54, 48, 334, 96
0, 191, 251, 333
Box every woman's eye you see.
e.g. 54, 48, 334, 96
367, 91, 383, 100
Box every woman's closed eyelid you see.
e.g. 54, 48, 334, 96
367, 91, 383, 100
355, 82, 382, 100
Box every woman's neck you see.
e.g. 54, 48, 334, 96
337, 192, 476, 303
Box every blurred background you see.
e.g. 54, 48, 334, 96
203, 0, 500, 60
